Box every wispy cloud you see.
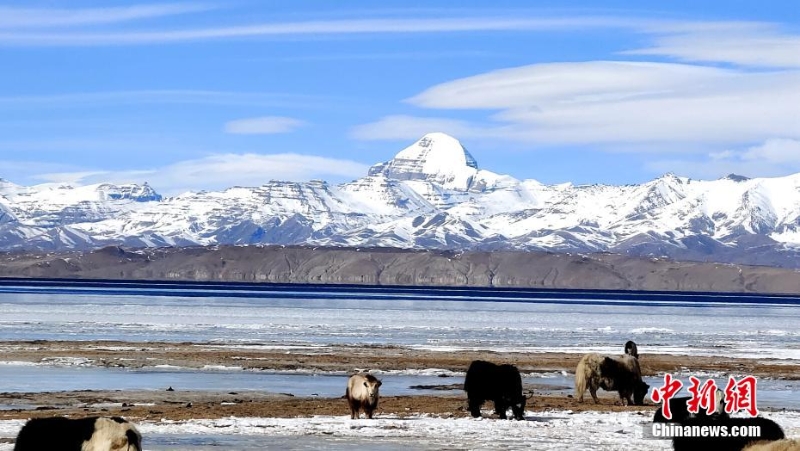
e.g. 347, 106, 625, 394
0, 160, 90, 181
279, 50, 501, 62
646, 139, 800, 179
1, 6, 798, 72
624, 22, 800, 68
351, 115, 501, 141
0, 4, 213, 29
0, 90, 332, 109
0, 15, 637, 46
224, 116, 306, 135
355, 61, 800, 149
0, 2, 798, 74
24, 153, 369, 195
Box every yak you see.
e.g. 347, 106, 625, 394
671, 415, 785, 451
743, 439, 800, 451
624, 340, 639, 359
464, 360, 530, 420
653, 392, 727, 423
575, 353, 649, 406
14, 416, 141, 451
346, 373, 382, 419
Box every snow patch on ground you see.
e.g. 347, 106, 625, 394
3, 411, 799, 450
37, 357, 93, 366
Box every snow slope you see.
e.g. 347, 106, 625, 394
3, 134, 800, 266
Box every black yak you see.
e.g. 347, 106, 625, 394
346, 373, 382, 419
671, 415, 785, 451
14, 416, 141, 451
464, 360, 529, 420
653, 392, 727, 423
624, 340, 639, 359
575, 353, 649, 406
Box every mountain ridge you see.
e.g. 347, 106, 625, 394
2, 245, 799, 294
2, 132, 800, 268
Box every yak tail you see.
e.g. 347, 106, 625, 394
345, 386, 350, 399
574, 359, 587, 400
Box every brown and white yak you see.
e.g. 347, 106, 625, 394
14, 416, 142, 451
346, 373, 382, 419
575, 353, 649, 406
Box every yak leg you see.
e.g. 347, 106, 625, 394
348, 399, 361, 419
620, 390, 633, 406
494, 399, 508, 419
365, 405, 375, 419
468, 398, 483, 418
589, 382, 600, 404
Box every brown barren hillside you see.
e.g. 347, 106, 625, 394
1, 245, 799, 294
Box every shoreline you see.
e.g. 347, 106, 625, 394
0, 340, 798, 423
1, 340, 798, 380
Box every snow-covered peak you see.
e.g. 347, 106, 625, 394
721, 173, 750, 182
96, 182, 162, 202
368, 133, 479, 191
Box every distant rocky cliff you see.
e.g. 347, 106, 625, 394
2, 245, 799, 294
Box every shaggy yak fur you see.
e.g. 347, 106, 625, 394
14, 416, 141, 451
346, 373, 382, 419
671, 416, 785, 451
464, 360, 529, 420
574, 353, 649, 406
743, 439, 800, 451
624, 340, 639, 359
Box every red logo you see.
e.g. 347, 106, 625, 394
686, 376, 719, 414
651, 373, 683, 420
724, 375, 759, 417
652, 374, 759, 418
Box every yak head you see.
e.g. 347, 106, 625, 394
511, 391, 533, 420
363, 376, 382, 402
634, 381, 650, 406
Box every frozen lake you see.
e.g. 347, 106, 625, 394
1, 282, 799, 449
1, 285, 800, 360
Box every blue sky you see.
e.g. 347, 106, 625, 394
0, 1, 798, 195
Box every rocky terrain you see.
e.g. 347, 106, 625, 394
2, 245, 799, 294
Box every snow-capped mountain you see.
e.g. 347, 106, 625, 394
3, 132, 800, 268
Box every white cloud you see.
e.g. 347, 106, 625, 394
0, 161, 90, 181
740, 139, 800, 163
0, 7, 797, 74
224, 117, 306, 135
645, 139, 800, 180
278, 50, 501, 62
0, 5, 797, 73
0, 90, 328, 109
25, 154, 369, 195
0, 4, 213, 29
0, 15, 640, 46
33, 171, 111, 184
354, 61, 800, 148
624, 23, 800, 68
350, 115, 496, 141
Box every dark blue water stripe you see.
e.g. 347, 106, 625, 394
0, 277, 799, 306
